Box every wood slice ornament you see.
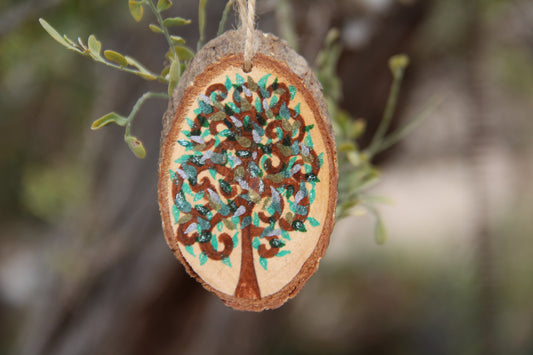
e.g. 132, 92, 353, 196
158, 29, 338, 311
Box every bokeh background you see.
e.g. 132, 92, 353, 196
1, 0, 533, 354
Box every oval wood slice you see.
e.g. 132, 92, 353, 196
158, 31, 338, 311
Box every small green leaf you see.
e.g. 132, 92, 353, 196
87, 34, 102, 56
168, 57, 180, 96
104, 50, 128, 67
149, 24, 163, 33
128, 0, 144, 22
175, 46, 194, 61
170, 35, 186, 45
136, 72, 157, 80
39, 18, 79, 51
157, 0, 173, 11
91, 112, 127, 130
162, 17, 191, 27
375, 215, 387, 245
125, 136, 146, 159
388, 54, 410, 77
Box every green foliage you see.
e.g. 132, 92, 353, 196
39, 1, 428, 244
39, 0, 196, 158
315, 28, 431, 242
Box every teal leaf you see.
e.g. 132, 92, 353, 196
172, 204, 180, 223
307, 217, 320, 227
236, 73, 245, 86
232, 232, 239, 247
217, 221, 223, 232
175, 155, 191, 164
185, 245, 195, 256
295, 103, 301, 115
259, 257, 268, 270
211, 234, 219, 250
281, 230, 291, 240
258, 74, 271, 89
252, 237, 260, 249
193, 191, 204, 202
222, 257, 232, 267
199, 252, 208, 265
289, 85, 297, 100
225, 76, 232, 90
277, 250, 291, 257
182, 182, 192, 195
178, 139, 192, 148
253, 212, 260, 226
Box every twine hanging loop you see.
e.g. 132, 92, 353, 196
237, 0, 256, 72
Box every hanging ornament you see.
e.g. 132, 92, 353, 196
158, 0, 337, 311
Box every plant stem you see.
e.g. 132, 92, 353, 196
94, 57, 165, 82
276, 0, 298, 51
372, 96, 442, 156
198, 0, 208, 51
366, 66, 406, 158
124, 91, 168, 137
145, 0, 180, 78
217, 0, 234, 36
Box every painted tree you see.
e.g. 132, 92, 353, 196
170, 73, 323, 299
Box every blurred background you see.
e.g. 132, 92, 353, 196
1, 0, 532, 354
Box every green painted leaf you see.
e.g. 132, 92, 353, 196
172, 204, 180, 223
175, 154, 191, 164
185, 245, 195, 256
193, 191, 204, 202
104, 50, 128, 67
128, 0, 144, 22
281, 230, 291, 240
307, 217, 320, 227
177, 139, 191, 147
236, 73, 245, 86
157, 0, 173, 11
259, 257, 268, 270
289, 85, 297, 100
277, 250, 291, 257
232, 232, 239, 247
162, 17, 191, 27
182, 182, 192, 195
222, 257, 232, 267
91, 112, 127, 130
258, 74, 271, 89
211, 234, 219, 250
87, 34, 102, 56
199, 252, 208, 265
252, 237, 260, 249
253, 212, 260, 227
